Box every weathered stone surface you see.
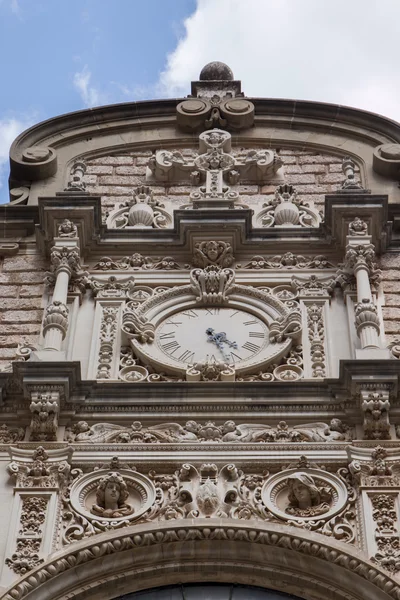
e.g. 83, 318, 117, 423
286, 174, 316, 184
299, 155, 342, 164
383, 294, 400, 306
3, 255, 46, 272
1, 310, 43, 324
90, 156, 134, 165
382, 307, 400, 320
86, 165, 114, 175
381, 269, 400, 280
380, 254, 400, 269
0, 285, 19, 297
20, 284, 45, 297
115, 166, 146, 176
0, 323, 41, 334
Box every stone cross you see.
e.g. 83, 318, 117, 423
147, 129, 282, 208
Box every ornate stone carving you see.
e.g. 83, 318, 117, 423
42, 301, 69, 340
62, 467, 156, 542
176, 62, 255, 131
361, 390, 391, 440
186, 360, 235, 382
22, 146, 54, 164
65, 418, 352, 444
269, 309, 302, 343
29, 390, 60, 441
122, 308, 155, 343
190, 265, 235, 304
64, 160, 87, 192
86, 275, 136, 299
0, 424, 25, 443
90, 472, 133, 518
354, 299, 381, 337
58, 218, 78, 238
5, 496, 48, 575
262, 466, 348, 526
371, 494, 400, 573
192, 240, 234, 267
341, 156, 364, 191
49, 244, 81, 276
96, 305, 120, 379
106, 185, 172, 229
348, 216, 368, 236
151, 462, 269, 521
241, 253, 334, 270
256, 183, 321, 228
92, 254, 186, 271
7, 446, 71, 489
148, 129, 281, 209
292, 275, 336, 297
307, 303, 327, 377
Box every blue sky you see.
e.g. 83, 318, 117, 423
1, 0, 400, 202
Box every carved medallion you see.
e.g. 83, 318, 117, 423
262, 468, 348, 523
69, 469, 156, 523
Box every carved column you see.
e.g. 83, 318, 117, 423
347, 446, 400, 572
86, 277, 134, 380
43, 234, 81, 352
292, 275, 334, 378
342, 218, 387, 358
2, 447, 71, 586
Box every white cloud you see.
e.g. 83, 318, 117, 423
73, 66, 105, 108
158, 0, 400, 122
10, 0, 21, 16
0, 117, 34, 193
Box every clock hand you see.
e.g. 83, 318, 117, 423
205, 328, 238, 361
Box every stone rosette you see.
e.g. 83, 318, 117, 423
262, 468, 348, 523
69, 468, 156, 523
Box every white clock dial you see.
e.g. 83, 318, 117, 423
155, 307, 269, 365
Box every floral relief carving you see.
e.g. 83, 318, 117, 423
190, 265, 235, 304
96, 305, 120, 379
29, 390, 60, 441
371, 494, 400, 573
307, 303, 327, 377
7, 446, 71, 489
6, 496, 48, 575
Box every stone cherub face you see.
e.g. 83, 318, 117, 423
91, 472, 133, 518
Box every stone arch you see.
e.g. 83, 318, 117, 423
2, 520, 400, 600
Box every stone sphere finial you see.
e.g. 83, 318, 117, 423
199, 61, 234, 81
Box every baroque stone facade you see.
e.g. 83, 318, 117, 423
1, 61, 400, 599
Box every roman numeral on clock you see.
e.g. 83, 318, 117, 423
243, 319, 258, 326
205, 308, 220, 316
249, 331, 265, 338
159, 331, 175, 340
165, 319, 182, 327
182, 310, 198, 319
242, 341, 261, 353
161, 341, 181, 355
178, 350, 195, 362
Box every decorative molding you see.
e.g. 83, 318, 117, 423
240, 253, 335, 270
361, 390, 391, 440
64, 418, 352, 444
0, 424, 25, 443
340, 157, 365, 192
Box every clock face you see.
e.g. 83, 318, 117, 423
155, 307, 269, 366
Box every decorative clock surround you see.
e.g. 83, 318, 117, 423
122, 265, 302, 378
